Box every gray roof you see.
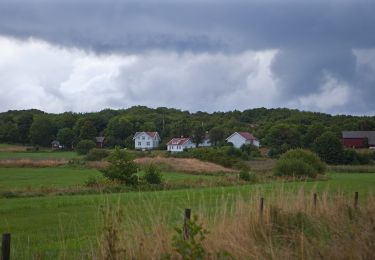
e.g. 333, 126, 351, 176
342, 131, 375, 145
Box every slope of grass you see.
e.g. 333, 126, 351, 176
0, 173, 374, 258
0, 151, 80, 160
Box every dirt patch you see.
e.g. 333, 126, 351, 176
135, 156, 237, 173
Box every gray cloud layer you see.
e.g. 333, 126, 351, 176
0, 0, 374, 114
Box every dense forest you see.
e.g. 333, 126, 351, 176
1, 106, 375, 155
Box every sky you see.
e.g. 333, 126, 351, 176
0, 0, 374, 115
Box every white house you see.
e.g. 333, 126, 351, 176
167, 137, 195, 152
226, 132, 260, 148
133, 132, 161, 150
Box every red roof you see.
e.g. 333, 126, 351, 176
238, 132, 257, 140
167, 138, 190, 145
146, 132, 158, 138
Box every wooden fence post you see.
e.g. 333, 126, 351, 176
354, 192, 359, 209
259, 197, 264, 220
183, 208, 191, 240
1, 233, 11, 260
313, 193, 317, 208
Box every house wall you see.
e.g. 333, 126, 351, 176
135, 133, 159, 149
342, 138, 366, 148
227, 134, 246, 148
167, 141, 195, 152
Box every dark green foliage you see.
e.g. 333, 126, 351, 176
274, 149, 325, 178
209, 127, 225, 146
313, 131, 343, 164
265, 123, 302, 156
76, 140, 96, 155
239, 170, 257, 182
172, 215, 208, 260
104, 116, 133, 147
85, 148, 110, 161
57, 128, 75, 149
274, 158, 316, 178
240, 144, 261, 157
101, 147, 139, 185
16, 113, 33, 144
143, 164, 163, 184
191, 126, 206, 147
79, 120, 97, 141
29, 116, 55, 146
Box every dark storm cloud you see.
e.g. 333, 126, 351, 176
0, 0, 374, 114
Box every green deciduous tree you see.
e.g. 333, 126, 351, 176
209, 127, 225, 146
57, 128, 76, 149
191, 126, 206, 147
101, 147, 139, 185
29, 116, 54, 147
313, 131, 343, 164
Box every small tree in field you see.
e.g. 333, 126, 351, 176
143, 164, 163, 184
101, 147, 139, 185
76, 139, 96, 155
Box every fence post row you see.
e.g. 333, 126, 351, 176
183, 208, 191, 240
1, 233, 11, 260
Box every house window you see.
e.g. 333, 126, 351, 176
147, 142, 150, 146
138, 142, 141, 146
142, 136, 145, 140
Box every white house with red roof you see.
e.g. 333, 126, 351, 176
133, 132, 161, 150
167, 137, 195, 152
226, 132, 260, 148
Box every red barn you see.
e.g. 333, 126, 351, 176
342, 131, 375, 148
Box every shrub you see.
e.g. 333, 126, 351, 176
172, 215, 209, 260
101, 147, 139, 185
239, 170, 257, 182
143, 164, 163, 184
76, 140, 96, 155
274, 149, 326, 178
274, 158, 316, 178
313, 131, 343, 164
86, 148, 110, 161
280, 149, 326, 174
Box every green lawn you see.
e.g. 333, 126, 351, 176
0, 173, 374, 258
0, 167, 214, 192
0, 151, 80, 160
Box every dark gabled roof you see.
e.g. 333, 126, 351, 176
167, 138, 190, 146
342, 131, 375, 145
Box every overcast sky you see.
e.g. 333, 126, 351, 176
0, 0, 374, 115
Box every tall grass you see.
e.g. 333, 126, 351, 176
96, 189, 375, 259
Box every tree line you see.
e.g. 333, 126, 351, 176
1, 106, 375, 157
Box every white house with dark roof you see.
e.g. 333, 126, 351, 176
226, 132, 260, 148
167, 137, 195, 152
133, 132, 161, 150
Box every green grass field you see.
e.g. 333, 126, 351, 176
0, 167, 214, 192
0, 172, 374, 258
0, 151, 80, 160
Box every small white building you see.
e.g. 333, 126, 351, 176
133, 132, 161, 150
226, 132, 260, 148
167, 137, 195, 152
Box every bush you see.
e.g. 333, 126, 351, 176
274, 158, 316, 178
86, 148, 110, 161
101, 147, 139, 185
143, 164, 163, 184
274, 149, 326, 178
76, 140, 96, 155
239, 170, 257, 182
313, 131, 343, 164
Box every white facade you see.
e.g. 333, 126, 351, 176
133, 132, 160, 150
167, 138, 195, 152
226, 132, 260, 148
